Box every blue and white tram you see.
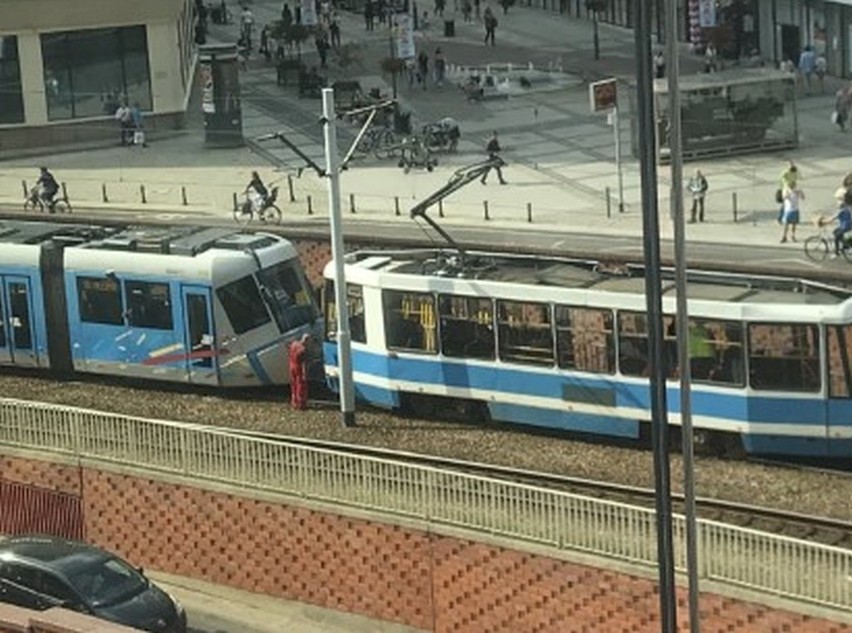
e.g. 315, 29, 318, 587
323, 249, 852, 458
0, 220, 320, 387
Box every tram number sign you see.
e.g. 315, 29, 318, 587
589, 78, 617, 113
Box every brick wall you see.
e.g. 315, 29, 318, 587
2, 454, 851, 633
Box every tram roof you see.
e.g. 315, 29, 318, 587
347, 249, 852, 306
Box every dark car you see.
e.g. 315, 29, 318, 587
0, 536, 186, 633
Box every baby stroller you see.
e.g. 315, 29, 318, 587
422, 117, 460, 153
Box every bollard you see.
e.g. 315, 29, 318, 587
307, 194, 313, 215
484, 200, 490, 221
21, 180, 28, 197
287, 175, 296, 202
438, 199, 444, 218
102, 184, 109, 203
232, 192, 238, 212
395, 196, 400, 216
606, 186, 612, 219
732, 192, 738, 223
181, 186, 188, 206
350, 193, 356, 214
140, 185, 147, 204
527, 202, 533, 223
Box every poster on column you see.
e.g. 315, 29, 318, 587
698, 0, 715, 27
301, 0, 318, 26
395, 13, 415, 59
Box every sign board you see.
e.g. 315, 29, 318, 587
589, 78, 617, 113
395, 13, 415, 59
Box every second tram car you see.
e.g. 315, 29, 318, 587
323, 249, 852, 458
0, 220, 320, 387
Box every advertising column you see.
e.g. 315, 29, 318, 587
198, 43, 243, 148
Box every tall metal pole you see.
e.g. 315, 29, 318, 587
665, 0, 700, 629
613, 106, 624, 213
634, 0, 677, 630
321, 88, 356, 428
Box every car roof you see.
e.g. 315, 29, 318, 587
0, 536, 111, 575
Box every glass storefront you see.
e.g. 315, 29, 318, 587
0, 36, 24, 124
40, 25, 152, 121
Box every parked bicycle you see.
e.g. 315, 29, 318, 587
23, 185, 72, 214
803, 223, 852, 263
233, 186, 282, 226
355, 126, 400, 159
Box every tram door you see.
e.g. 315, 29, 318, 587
827, 325, 852, 458
181, 285, 218, 385
1, 277, 36, 367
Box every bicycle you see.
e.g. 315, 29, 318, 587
803, 223, 852, 263
23, 187, 72, 214
354, 126, 399, 159
233, 186, 282, 226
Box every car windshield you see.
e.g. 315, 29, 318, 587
66, 557, 147, 608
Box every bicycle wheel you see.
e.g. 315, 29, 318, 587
373, 130, 396, 159
803, 235, 829, 262
23, 196, 43, 213
264, 204, 282, 225
52, 199, 71, 214
233, 203, 253, 227
841, 242, 852, 264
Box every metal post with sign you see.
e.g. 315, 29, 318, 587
589, 78, 624, 213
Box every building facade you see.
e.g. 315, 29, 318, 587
0, 0, 196, 150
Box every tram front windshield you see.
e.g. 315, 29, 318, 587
257, 259, 318, 333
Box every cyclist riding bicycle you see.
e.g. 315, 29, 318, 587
36, 166, 59, 206
821, 189, 852, 257
244, 171, 269, 215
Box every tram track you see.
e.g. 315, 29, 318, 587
212, 424, 852, 550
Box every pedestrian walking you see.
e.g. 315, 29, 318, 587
315, 31, 330, 68
329, 12, 341, 48
779, 184, 803, 243
481, 131, 507, 185
474, 0, 481, 19
703, 43, 718, 73
114, 101, 133, 146
417, 50, 429, 89
483, 7, 497, 46
499, 0, 511, 14
434, 47, 446, 86
281, 2, 293, 26
435, 0, 445, 16
687, 168, 708, 222
288, 333, 311, 410
239, 5, 255, 49
364, 0, 375, 30
798, 45, 816, 94
654, 50, 665, 78
776, 160, 798, 223
259, 25, 271, 61
835, 85, 852, 132
815, 54, 827, 93
462, 0, 472, 20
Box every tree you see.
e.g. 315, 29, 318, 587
585, 0, 608, 61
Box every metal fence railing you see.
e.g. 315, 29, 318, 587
1, 397, 850, 612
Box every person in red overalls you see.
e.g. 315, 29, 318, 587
288, 333, 311, 410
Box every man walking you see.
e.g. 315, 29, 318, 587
288, 333, 311, 410
481, 131, 507, 185
687, 169, 708, 222
483, 7, 497, 46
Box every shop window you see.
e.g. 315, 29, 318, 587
555, 306, 614, 374
383, 290, 436, 353
77, 277, 123, 325
216, 275, 270, 335
324, 281, 366, 344
439, 294, 494, 360
257, 260, 317, 333
41, 26, 152, 121
748, 323, 820, 392
124, 280, 173, 330
497, 300, 553, 366
0, 36, 24, 124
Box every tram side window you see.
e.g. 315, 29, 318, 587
0, 292, 5, 347
323, 281, 366, 344
383, 290, 436, 353
748, 323, 820, 392
439, 294, 494, 360
618, 311, 649, 376
497, 300, 553, 366
257, 260, 318, 333
216, 275, 270, 335
555, 306, 614, 374
827, 326, 852, 397
124, 280, 173, 330
77, 277, 122, 325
